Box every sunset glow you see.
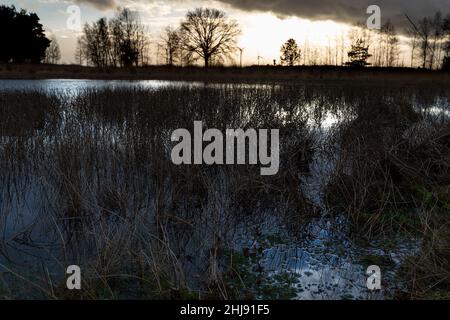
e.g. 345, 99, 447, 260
237, 13, 352, 65
0, 0, 387, 65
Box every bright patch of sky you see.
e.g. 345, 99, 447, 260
4, 0, 413, 65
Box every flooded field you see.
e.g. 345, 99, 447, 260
0, 80, 449, 299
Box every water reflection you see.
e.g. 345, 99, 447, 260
0, 79, 205, 93
0, 80, 448, 299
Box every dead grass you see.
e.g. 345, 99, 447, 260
1, 63, 450, 85
0, 83, 449, 299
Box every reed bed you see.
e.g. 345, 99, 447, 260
0, 83, 448, 299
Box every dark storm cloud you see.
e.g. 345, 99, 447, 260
74, 0, 117, 10
216, 0, 450, 28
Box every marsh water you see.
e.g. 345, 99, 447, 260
0, 79, 449, 299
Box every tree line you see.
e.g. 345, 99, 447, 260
75, 8, 149, 67
279, 14, 450, 69
407, 12, 450, 70
278, 22, 396, 68
0, 4, 62, 65
76, 7, 240, 68
0, 5, 50, 63
2, 3, 450, 70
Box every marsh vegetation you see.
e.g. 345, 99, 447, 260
0, 81, 449, 299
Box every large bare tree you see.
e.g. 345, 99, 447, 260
83, 17, 112, 68
79, 8, 149, 68
111, 8, 149, 67
180, 8, 241, 67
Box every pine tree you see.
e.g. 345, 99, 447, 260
346, 39, 372, 67
280, 38, 301, 66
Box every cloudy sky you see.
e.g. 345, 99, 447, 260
4, 0, 450, 64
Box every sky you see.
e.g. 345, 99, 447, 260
3, 0, 450, 65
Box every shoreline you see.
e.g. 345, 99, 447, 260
1, 64, 449, 85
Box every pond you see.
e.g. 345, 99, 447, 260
0, 79, 199, 92
0, 79, 449, 299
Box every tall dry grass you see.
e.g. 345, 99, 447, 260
0, 83, 448, 299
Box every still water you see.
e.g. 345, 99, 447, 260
0, 79, 198, 91
0, 79, 448, 299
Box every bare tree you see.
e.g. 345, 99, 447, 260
80, 8, 149, 68
303, 38, 309, 65
406, 14, 432, 69
380, 21, 399, 67
160, 26, 180, 66
407, 24, 419, 67
83, 18, 111, 67
44, 35, 61, 64
109, 18, 123, 67
406, 13, 448, 69
111, 8, 149, 67
429, 12, 445, 69
349, 22, 373, 48
340, 32, 346, 65
74, 36, 86, 65
418, 17, 432, 68
334, 34, 339, 66
179, 8, 241, 67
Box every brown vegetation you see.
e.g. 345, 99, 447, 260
1, 63, 450, 84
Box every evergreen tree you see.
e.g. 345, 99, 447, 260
0, 5, 50, 63
280, 38, 301, 66
346, 39, 372, 67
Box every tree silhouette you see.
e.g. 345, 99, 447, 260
380, 21, 399, 67
180, 8, 241, 67
406, 13, 447, 69
44, 35, 61, 64
0, 5, 50, 63
112, 8, 147, 67
83, 18, 112, 68
160, 26, 181, 66
75, 36, 87, 66
346, 39, 371, 67
280, 38, 301, 66
79, 8, 149, 68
